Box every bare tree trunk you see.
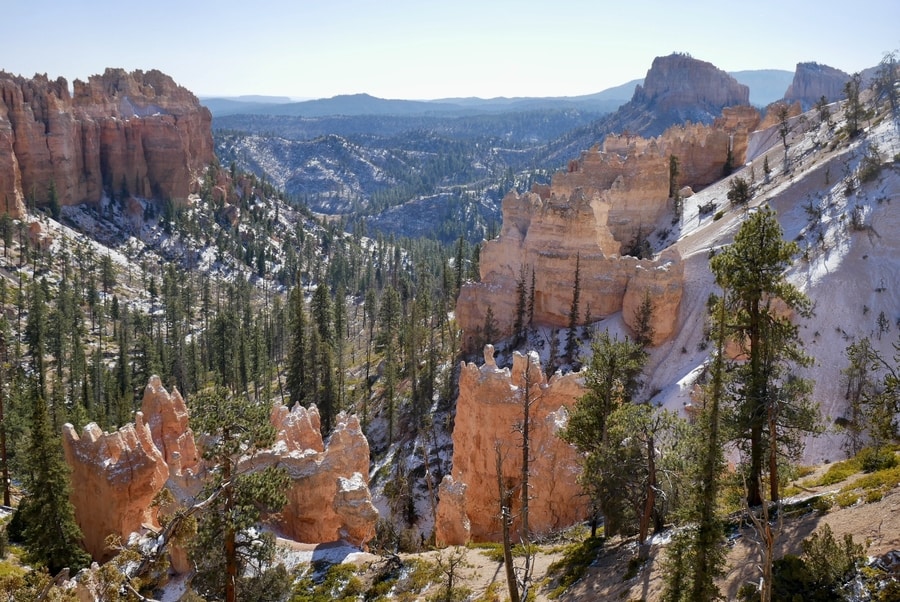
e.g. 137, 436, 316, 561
638, 431, 656, 560
495, 444, 520, 602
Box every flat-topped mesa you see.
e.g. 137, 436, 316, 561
0, 68, 213, 213
784, 62, 850, 111
435, 348, 588, 544
62, 415, 169, 562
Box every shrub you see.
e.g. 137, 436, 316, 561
858, 447, 898, 472
835, 491, 859, 508
859, 144, 884, 183
727, 176, 751, 205
843, 465, 900, 493
814, 458, 861, 486
546, 537, 604, 599
713, 210, 724, 221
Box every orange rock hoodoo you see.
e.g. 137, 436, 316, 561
62, 378, 378, 566
0, 68, 214, 217
435, 347, 589, 544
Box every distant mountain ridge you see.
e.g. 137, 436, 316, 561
201, 68, 793, 119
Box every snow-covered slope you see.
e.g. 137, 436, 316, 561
644, 106, 900, 463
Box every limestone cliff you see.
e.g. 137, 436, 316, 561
435, 348, 588, 544
456, 103, 760, 351
0, 68, 213, 214
784, 62, 850, 110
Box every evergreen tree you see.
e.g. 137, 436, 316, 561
565, 254, 581, 366
377, 285, 402, 443
285, 286, 307, 407
844, 72, 864, 137
189, 386, 290, 602
709, 205, 816, 506
561, 331, 646, 534
18, 382, 90, 574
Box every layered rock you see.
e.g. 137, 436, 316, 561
62, 414, 169, 561
784, 62, 850, 110
456, 101, 763, 351
261, 405, 379, 548
140, 376, 199, 476
0, 68, 213, 213
606, 53, 751, 137
436, 348, 588, 544
63, 378, 378, 566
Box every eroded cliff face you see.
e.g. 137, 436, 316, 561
62, 414, 169, 562
456, 104, 761, 351
0, 68, 213, 214
62, 378, 378, 566
784, 62, 850, 110
435, 348, 588, 544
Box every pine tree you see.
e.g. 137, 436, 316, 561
285, 286, 307, 407
709, 205, 816, 506
561, 331, 646, 533
18, 382, 90, 574
189, 386, 290, 602
565, 254, 581, 366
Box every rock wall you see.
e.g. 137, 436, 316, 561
263, 405, 379, 549
62, 414, 169, 562
63, 378, 378, 565
0, 68, 213, 213
784, 62, 850, 110
455, 104, 762, 351
435, 348, 588, 544
635, 54, 749, 115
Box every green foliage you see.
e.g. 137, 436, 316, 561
292, 563, 364, 602
561, 331, 647, 531
17, 383, 90, 574
834, 491, 859, 508
545, 537, 604, 599
189, 385, 290, 602
859, 143, 884, 183
814, 458, 861, 486
710, 204, 817, 506
726, 176, 751, 206
858, 446, 898, 472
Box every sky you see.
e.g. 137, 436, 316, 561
4, 0, 899, 101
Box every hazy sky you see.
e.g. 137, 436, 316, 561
5, 0, 899, 100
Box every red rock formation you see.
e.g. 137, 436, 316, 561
436, 348, 588, 543
140, 376, 199, 476
434, 475, 470, 546
0, 68, 213, 213
606, 53, 751, 137
62, 414, 169, 561
636, 54, 749, 114
63, 378, 378, 566
455, 104, 763, 351
262, 405, 379, 548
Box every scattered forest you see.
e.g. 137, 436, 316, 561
0, 52, 899, 602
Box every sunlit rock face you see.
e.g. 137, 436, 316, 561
436, 348, 588, 544
0, 68, 213, 215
